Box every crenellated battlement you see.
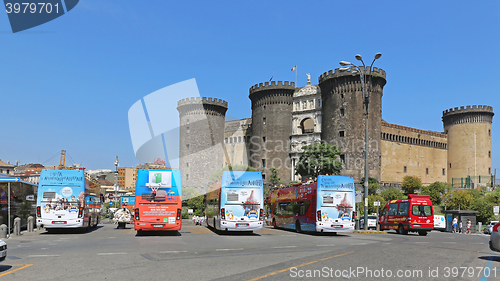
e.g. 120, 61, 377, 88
249, 81, 295, 94
318, 67, 386, 84
177, 97, 228, 108
442, 105, 494, 116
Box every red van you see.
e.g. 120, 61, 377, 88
378, 194, 434, 236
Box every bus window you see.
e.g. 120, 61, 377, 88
398, 202, 409, 215
388, 203, 398, 215
292, 201, 311, 216
412, 205, 432, 217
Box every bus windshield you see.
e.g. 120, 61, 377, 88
412, 205, 432, 217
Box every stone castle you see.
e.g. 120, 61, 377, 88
177, 67, 493, 189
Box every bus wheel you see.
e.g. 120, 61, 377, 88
398, 224, 407, 235
295, 220, 301, 233
418, 231, 428, 236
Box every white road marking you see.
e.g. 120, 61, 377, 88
350, 243, 367, 245
216, 248, 244, 251
415, 242, 429, 244
159, 251, 188, 253
273, 246, 297, 249
28, 255, 60, 257
97, 252, 127, 255
317, 244, 335, 247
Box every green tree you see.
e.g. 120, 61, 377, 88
401, 176, 422, 195
183, 186, 201, 200
472, 197, 494, 223
380, 188, 405, 202
270, 168, 281, 185
358, 194, 386, 216
447, 190, 474, 210
360, 177, 380, 196
294, 142, 342, 180
420, 181, 448, 205
186, 195, 205, 216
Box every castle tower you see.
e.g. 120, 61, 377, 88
177, 97, 228, 190
249, 81, 295, 183
318, 67, 387, 183
442, 105, 494, 186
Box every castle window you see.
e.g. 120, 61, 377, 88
263, 117, 266, 124
340, 154, 345, 163
230, 138, 233, 144
489, 129, 491, 136
186, 163, 189, 167
262, 159, 266, 168
301, 118, 314, 134
340, 108, 345, 116
186, 126, 190, 133
187, 119, 190, 124
404, 166, 407, 173
264, 105, 266, 110
489, 151, 491, 158
263, 136, 266, 143
186, 144, 190, 149
262, 173, 266, 180
489, 167, 492, 174
341, 94, 344, 99
449, 163, 451, 168
426, 168, 429, 175
225, 138, 228, 144
238, 136, 241, 143
339, 131, 345, 137
186, 174, 189, 180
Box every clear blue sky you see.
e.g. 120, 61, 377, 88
1, 1, 499, 173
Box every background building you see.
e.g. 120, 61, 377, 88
179, 66, 494, 188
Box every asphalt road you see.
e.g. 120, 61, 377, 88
0, 220, 498, 281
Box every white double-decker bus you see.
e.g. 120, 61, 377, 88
205, 171, 264, 232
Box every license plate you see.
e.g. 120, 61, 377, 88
54, 221, 65, 224
153, 224, 163, 228
333, 225, 342, 228
237, 224, 247, 227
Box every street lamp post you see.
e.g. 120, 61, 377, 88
340, 53, 382, 230
114, 156, 119, 207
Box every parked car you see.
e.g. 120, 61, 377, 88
360, 215, 378, 230
0, 239, 7, 261
490, 222, 500, 252
484, 221, 499, 234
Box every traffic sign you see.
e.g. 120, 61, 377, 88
109, 201, 113, 207
494, 206, 499, 216
374, 201, 381, 206
109, 194, 114, 199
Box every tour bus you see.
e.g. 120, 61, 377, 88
36, 169, 101, 231
134, 169, 182, 233
268, 175, 355, 233
205, 171, 264, 232
378, 194, 434, 236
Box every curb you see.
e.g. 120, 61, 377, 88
354, 230, 386, 234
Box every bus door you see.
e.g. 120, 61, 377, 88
386, 201, 399, 230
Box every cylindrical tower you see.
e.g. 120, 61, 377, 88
442, 105, 494, 185
318, 67, 387, 183
249, 81, 295, 183
177, 97, 228, 190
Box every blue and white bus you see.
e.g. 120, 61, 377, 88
36, 169, 101, 231
206, 171, 264, 232
268, 175, 355, 233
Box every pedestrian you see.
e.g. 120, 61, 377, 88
466, 219, 471, 234
452, 216, 458, 233
459, 220, 463, 234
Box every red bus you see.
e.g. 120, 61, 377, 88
134, 169, 182, 233
267, 176, 355, 233
378, 194, 434, 236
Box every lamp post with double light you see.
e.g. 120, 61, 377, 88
114, 156, 119, 207
339, 53, 382, 230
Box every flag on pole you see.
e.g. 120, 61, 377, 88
291, 65, 297, 71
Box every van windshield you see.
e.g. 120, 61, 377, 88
412, 205, 432, 217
